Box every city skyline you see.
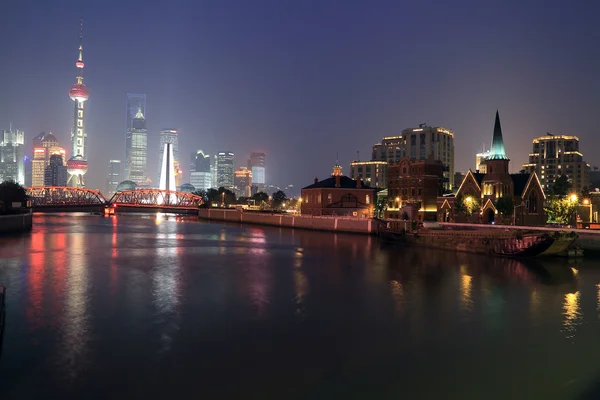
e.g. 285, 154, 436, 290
1, 1, 600, 190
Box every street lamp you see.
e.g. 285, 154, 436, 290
570, 193, 578, 203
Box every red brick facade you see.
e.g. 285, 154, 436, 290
385, 156, 443, 220
301, 175, 375, 217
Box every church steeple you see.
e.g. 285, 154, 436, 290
488, 110, 508, 160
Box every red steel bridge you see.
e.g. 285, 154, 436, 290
25, 187, 203, 213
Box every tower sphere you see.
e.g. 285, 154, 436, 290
66, 155, 88, 176
69, 83, 89, 102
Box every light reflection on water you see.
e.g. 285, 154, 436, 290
1, 214, 600, 398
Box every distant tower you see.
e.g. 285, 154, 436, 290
127, 107, 148, 185
159, 143, 176, 192
157, 129, 178, 182
125, 93, 146, 180
215, 152, 235, 189
67, 19, 90, 187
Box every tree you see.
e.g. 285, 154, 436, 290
454, 193, 479, 216
0, 180, 27, 214
376, 197, 387, 218
271, 190, 287, 210
544, 195, 577, 225
251, 192, 269, 207
192, 189, 208, 203
580, 186, 590, 200
495, 197, 514, 215
551, 174, 571, 197
204, 187, 236, 207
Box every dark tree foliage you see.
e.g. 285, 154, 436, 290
551, 175, 571, 197
0, 180, 27, 214
495, 197, 514, 215
271, 190, 287, 209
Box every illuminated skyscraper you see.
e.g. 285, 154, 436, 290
32, 148, 46, 187
32, 132, 59, 166
190, 149, 212, 191
247, 152, 265, 192
127, 107, 148, 185
216, 152, 234, 189
0, 127, 25, 184
125, 93, 146, 180
107, 160, 121, 196
159, 143, 176, 192
234, 167, 252, 197
66, 20, 90, 187
158, 129, 178, 182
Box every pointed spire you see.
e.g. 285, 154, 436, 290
488, 110, 508, 160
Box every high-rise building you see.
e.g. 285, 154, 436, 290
523, 134, 591, 193
349, 161, 388, 188
158, 129, 179, 182
372, 136, 403, 163
0, 127, 25, 184
159, 143, 176, 192
44, 154, 68, 186
32, 148, 46, 187
247, 152, 266, 192
24, 156, 31, 187
234, 167, 252, 198
32, 132, 59, 166
190, 150, 212, 191
125, 93, 146, 180
127, 107, 148, 185
107, 160, 121, 196
372, 124, 455, 190
216, 152, 234, 189
66, 20, 90, 188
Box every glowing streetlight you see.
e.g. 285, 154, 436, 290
583, 198, 590, 205
569, 194, 578, 203
465, 196, 473, 203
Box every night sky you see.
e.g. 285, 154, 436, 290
1, 0, 599, 191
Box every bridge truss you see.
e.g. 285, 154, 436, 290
109, 190, 203, 209
26, 187, 107, 207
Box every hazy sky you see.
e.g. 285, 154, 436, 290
1, 0, 599, 191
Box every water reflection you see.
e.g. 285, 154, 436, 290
562, 291, 582, 340
60, 232, 90, 381
4, 216, 600, 398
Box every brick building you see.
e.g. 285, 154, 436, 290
301, 164, 375, 217
385, 156, 444, 221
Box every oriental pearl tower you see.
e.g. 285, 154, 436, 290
67, 19, 89, 187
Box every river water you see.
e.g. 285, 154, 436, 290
0, 213, 599, 399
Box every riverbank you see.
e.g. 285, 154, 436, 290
0, 212, 32, 234
198, 208, 378, 234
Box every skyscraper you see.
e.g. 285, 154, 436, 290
216, 152, 234, 189
44, 154, 68, 186
158, 129, 178, 182
32, 148, 46, 187
159, 143, 176, 192
125, 93, 146, 180
127, 107, 148, 185
234, 167, 252, 197
190, 150, 212, 191
107, 160, 121, 196
247, 152, 266, 192
372, 125, 455, 190
32, 132, 59, 166
66, 20, 90, 188
522, 134, 591, 193
0, 127, 25, 184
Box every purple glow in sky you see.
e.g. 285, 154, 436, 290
1, 0, 599, 190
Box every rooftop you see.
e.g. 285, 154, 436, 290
302, 176, 372, 190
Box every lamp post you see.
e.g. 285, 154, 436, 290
569, 193, 578, 228
513, 202, 525, 226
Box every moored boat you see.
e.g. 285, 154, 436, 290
380, 226, 580, 258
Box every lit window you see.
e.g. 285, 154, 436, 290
366, 195, 370, 204
318, 194, 321, 203
304, 196, 308, 203
327, 194, 332, 204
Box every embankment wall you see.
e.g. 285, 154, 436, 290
0, 212, 32, 234
198, 209, 377, 234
